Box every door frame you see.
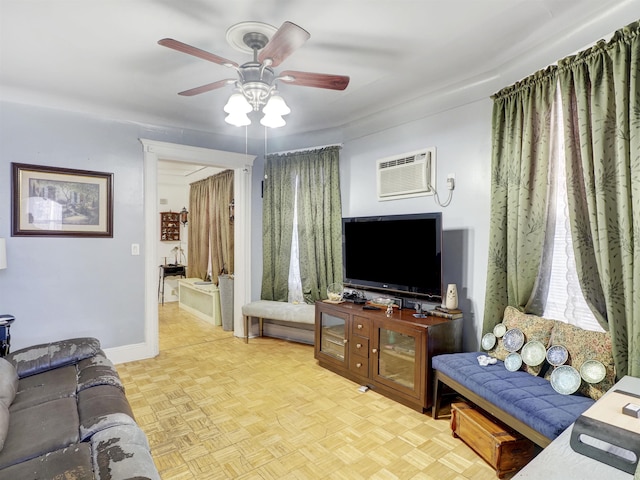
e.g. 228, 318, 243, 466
134, 139, 255, 361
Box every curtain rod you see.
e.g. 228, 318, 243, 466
267, 143, 343, 156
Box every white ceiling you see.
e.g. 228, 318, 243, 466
1, 1, 638, 139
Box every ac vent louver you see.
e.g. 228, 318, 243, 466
376, 147, 436, 201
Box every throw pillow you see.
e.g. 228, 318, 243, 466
547, 321, 615, 400
0, 358, 18, 408
488, 306, 555, 376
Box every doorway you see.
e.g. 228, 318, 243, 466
141, 139, 256, 359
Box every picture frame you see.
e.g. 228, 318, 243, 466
12, 163, 113, 237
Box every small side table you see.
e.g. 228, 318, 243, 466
0, 314, 16, 357
158, 264, 186, 305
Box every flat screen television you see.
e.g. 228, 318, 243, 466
342, 212, 442, 302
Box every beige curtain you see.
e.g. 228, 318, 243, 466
209, 170, 234, 283
187, 170, 234, 284
187, 179, 210, 280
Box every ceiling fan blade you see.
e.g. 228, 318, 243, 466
280, 71, 350, 91
178, 79, 234, 96
258, 21, 310, 67
158, 38, 238, 68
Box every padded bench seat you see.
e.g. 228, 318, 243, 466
241, 300, 316, 343
432, 352, 595, 447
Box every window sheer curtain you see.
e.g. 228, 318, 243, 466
187, 170, 234, 284
261, 146, 343, 304
482, 68, 559, 332
558, 20, 640, 377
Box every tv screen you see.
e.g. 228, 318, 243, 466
342, 213, 442, 301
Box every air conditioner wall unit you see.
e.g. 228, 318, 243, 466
376, 147, 436, 201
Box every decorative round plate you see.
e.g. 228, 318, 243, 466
550, 365, 581, 395
504, 352, 523, 372
580, 360, 607, 384
521, 340, 546, 366
502, 328, 525, 352
546, 345, 569, 366
481, 332, 497, 351
493, 323, 507, 338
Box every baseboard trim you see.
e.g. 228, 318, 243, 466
104, 342, 158, 364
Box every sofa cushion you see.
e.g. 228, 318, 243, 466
92, 425, 160, 480
0, 358, 18, 408
77, 353, 124, 392
547, 321, 615, 400
488, 306, 555, 376
10, 365, 78, 412
6, 337, 101, 378
0, 396, 79, 469
78, 385, 136, 441
0, 443, 94, 479
0, 403, 9, 451
433, 352, 594, 440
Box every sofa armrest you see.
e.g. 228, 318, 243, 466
5, 337, 101, 378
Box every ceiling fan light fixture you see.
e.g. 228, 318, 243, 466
260, 112, 286, 128
224, 92, 252, 114
225, 111, 251, 127
263, 93, 291, 116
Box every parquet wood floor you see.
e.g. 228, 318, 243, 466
116, 303, 505, 479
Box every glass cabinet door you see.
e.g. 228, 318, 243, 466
372, 321, 425, 400
317, 310, 348, 366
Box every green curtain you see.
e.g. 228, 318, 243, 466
558, 20, 640, 377
261, 146, 343, 303
296, 147, 343, 303
482, 68, 558, 333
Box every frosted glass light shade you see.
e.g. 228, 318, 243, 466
263, 94, 290, 116
225, 112, 251, 127
223, 93, 252, 114
260, 112, 286, 128
0, 238, 6, 270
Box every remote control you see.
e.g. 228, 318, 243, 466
363, 305, 381, 310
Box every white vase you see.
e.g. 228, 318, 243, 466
445, 284, 458, 310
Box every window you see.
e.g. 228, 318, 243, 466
542, 90, 603, 332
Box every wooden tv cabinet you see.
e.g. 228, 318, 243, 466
314, 301, 462, 412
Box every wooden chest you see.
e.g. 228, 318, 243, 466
451, 402, 535, 478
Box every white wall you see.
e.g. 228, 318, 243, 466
157, 183, 189, 303
341, 99, 492, 350
252, 99, 492, 351
0, 101, 249, 351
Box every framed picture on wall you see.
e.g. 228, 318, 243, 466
11, 163, 114, 237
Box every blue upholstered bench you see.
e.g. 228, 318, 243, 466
432, 352, 595, 447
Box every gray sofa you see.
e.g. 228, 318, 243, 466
0, 337, 159, 479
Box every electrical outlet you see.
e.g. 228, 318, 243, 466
446, 174, 455, 191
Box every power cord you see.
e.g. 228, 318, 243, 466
430, 176, 455, 207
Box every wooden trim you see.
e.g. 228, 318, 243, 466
432, 370, 551, 448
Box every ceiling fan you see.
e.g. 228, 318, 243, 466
158, 21, 350, 127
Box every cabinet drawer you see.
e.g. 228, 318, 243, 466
351, 316, 371, 337
350, 335, 369, 357
349, 354, 369, 377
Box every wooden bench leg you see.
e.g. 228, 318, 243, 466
244, 315, 249, 343
259, 318, 264, 337
432, 372, 443, 419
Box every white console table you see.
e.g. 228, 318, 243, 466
178, 278, 221, 326
514, 375, 639, 480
